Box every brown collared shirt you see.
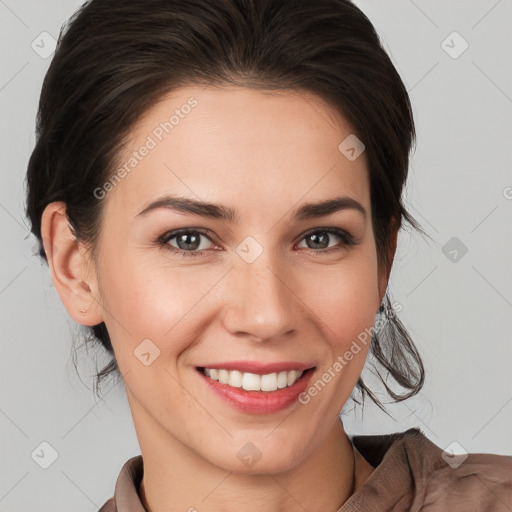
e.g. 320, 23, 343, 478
98, 428, 512, 511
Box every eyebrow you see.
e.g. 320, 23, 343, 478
135, 194, 367, 222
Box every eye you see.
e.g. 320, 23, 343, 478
157, 227, 356, 258
159, 229, 216, 256
296, 228, 355, 254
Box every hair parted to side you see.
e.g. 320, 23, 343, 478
25, 0, 427, 411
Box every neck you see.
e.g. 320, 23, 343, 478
136, 413, 361, 512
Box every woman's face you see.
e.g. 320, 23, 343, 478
83, 85, 389, 473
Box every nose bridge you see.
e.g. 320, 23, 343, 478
222, 246, 299, 340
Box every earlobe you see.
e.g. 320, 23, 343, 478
40, 201, 104, 326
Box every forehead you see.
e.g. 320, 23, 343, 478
105, 85, 370, 218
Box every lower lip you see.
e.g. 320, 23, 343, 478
196, 367, 315, 414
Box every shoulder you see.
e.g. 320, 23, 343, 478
415, 434, 512, 510
98, 496, 116, 512
97, 455, 144, 512
351, 428, 512, 511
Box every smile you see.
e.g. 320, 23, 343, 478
196, 366, 316, 414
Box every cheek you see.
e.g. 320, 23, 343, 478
305, 250, 380, 336
301, 249, 380, 392
96, 249, 226, 363
292, 252, 380, 411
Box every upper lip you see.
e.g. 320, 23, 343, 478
197, 361, 315, 374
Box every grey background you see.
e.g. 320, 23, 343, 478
1, 0, 511, 510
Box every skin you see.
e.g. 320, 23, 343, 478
42, 85, 397, 511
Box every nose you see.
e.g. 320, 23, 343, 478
220, 253, 300, 342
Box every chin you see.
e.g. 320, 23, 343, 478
206, 439, 306, 476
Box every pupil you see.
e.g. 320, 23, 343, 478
308, 232, 329, 249
178, 233, 200, 250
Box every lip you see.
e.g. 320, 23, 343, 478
195, 360, 315, 374
196, 366, 316, 415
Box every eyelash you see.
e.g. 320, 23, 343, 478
157, 227, 356, 258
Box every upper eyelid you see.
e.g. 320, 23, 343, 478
160, 227, 214, 238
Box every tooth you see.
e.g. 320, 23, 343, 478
277, 371, 288, 389
261, 373, 278, 391
287, 370, 302, 386
218, 369, 229, 384
228, 370, 243, 388
209, 368, 219, 380
242, 372, 261, 391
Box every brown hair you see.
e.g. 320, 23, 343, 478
25, 0, 426, 413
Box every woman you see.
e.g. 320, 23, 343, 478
25, 0, 511, 510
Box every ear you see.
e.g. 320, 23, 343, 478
40, 201, 104, 326
378, 222, 399, 304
